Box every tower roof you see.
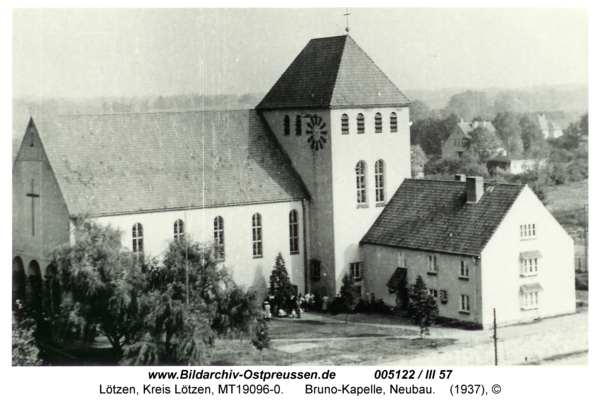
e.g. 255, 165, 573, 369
256, 35, 410, 110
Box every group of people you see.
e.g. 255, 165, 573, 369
262, 293, 317, 320
262, 292, 380, 319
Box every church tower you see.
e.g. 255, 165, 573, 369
257, 35, 411, 297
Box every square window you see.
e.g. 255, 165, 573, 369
520, 223, 536, 240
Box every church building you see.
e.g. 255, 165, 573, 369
12, 34, 412, 307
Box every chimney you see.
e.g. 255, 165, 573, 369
460, 118, 464, 123
455, 174, 466, 182
466, 176, 484, 203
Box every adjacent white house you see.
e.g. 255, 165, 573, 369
360, 175, 575, 329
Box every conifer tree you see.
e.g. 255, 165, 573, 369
407, 275, 439, 338
269, 253, 294, 312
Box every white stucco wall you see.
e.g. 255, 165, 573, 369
261, 109, 335, 295
95, 200, 306, 293
480, 186, 575, 328
362, 244, 483, 325
330, 107, 411, 294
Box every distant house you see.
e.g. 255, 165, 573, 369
442, 120, 498, 158
360, 175, 575, 329
536, 114, 563, 139
486, 154, 546, 176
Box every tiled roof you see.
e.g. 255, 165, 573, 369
256, 35, 410, 110
31, 110, 307, 217
361, 179, 525, 256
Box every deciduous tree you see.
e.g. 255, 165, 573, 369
51, 218, 146, 358
468, 126, 504, 161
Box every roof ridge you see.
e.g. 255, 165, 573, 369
328, 35, 349, 107
405, 178, 525, 188
44, 109, 254, 119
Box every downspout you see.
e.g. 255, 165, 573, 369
302, 199, 309, 294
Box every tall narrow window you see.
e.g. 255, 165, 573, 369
375, 159, 385, 204
311, 259, 321, 280
132, 223, 143, 259
174, 219, 184, 241
283, 115, 290, 136
460, 260, 469, 278
375, 112, 382, 133
252, 213, 262, 257
289, 210, 299, 254
214, 216, 225, 260
341, 114, 349, 135
357, 113, 365, 134
356, 161, 367, 206
295, 115, 302, 136
390, 112, 398, 133
460, 294, 470, 312
428, 255, 438, 273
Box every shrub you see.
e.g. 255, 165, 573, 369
12, 312, 42, 366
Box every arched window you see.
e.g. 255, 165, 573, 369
356, 161, 367, 206
341, 114, 349, 135
295, 115, 302, 136
252, 213, 263, 257
375, 160, 385, 203
214, 216, 225, 260
357, 113, 365, 134
375, 112, 382, 133
132, 223, 143, 259
283, 115, 290, 136
390, 112, 398, 133
289, 210, 299, 254
174, 219, 184, 241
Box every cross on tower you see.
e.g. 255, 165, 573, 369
26, 179, 39, 236
344, 9, 351, 34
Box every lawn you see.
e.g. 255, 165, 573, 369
209, 313, 454, 366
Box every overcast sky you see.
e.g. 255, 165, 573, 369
12, 7, 588, 99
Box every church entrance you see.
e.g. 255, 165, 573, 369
12, 257, 26, 311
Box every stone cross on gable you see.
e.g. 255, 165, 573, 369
26, 179, 39, 236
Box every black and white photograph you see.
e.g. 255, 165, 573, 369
9, 5, 592, 399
